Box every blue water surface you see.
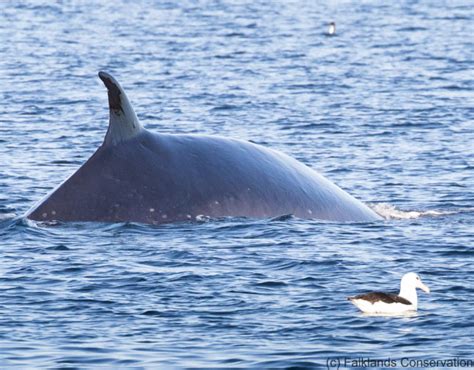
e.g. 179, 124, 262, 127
1, 1, 473, 368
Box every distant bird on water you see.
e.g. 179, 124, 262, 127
328, 22, 336, 35
348, 272, 430, 314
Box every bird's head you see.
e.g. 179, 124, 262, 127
401, 272, 430, 294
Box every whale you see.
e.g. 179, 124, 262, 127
26, 71, 382, 224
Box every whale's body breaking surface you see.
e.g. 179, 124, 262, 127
26, 72, 381, 224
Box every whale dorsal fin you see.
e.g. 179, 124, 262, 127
98, 71, 143, 146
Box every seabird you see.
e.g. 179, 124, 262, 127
348, 272, 430, 314
328, 22, 336, 35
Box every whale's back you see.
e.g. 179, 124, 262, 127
27, 130, 381, 224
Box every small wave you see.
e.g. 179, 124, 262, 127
0, 213, 17, 221
255, 281, 288, 288
210, 104, 239, 112
20, 217, 63, 227
195, 214, 211, 222
270, 214, 294, 222
370, 203, 467, 220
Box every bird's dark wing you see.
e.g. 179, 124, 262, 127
348, 292, 412, 305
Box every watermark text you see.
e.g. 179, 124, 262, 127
326, 357, 473, 369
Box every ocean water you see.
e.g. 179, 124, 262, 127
1, 1, 473, 368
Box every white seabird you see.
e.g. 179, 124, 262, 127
348, 272, 430, 314
328, 22, 336, 35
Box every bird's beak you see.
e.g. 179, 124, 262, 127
420, 282, 430, 294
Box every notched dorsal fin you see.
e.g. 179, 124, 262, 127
98, 71, 143, 146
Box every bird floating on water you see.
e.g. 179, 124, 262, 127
328, 22, 336, 36
348, 272, 430, 314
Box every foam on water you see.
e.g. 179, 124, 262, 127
370, 203, 468, 220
